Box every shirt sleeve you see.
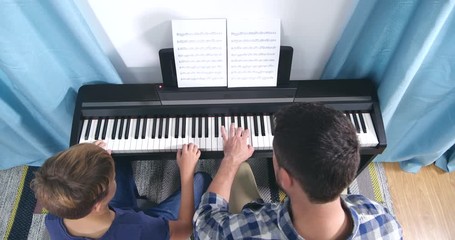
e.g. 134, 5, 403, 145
193, 192, 229, 239
194, 192, 268, 240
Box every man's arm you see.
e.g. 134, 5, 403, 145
207, 123, 254, 202
168, 143, 200, 240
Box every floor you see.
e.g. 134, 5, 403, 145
383, 162, 455, 240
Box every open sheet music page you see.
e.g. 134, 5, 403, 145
172, 19, 227, 88
227, 19, 281, 88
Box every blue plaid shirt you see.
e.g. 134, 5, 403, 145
194, 192, 402, 239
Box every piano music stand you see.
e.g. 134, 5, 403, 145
159, 46, 293, 88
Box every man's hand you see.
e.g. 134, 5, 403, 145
221, 123, 254, 166
206, 123, 254, 201
176, 143, 201, 178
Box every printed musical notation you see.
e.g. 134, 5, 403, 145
172, 19, 227, 88
172, 18, 280, 88
227, 19, 281, 88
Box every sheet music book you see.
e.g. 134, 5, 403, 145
172, 18, 281, 88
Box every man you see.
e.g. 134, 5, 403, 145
194, 102, 402, 239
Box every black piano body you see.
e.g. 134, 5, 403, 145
70, 79, 386, 175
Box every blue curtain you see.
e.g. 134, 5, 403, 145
322, 0, 455, 173
0, 1, 122, 169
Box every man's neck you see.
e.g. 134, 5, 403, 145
289, 195, 353, 240
63, 206, 115, 239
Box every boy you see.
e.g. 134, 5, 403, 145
31, 141, 211, 239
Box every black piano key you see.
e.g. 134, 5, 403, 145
158, 117, 164, 139
259, 115, 266, 136
351, 113, 361, 133
152, 118, 157, 139
182, 117, 186, 138
112, 118, 118, 139
198, 116, 203, 138
221, 115, 226, 127
101, 118, 108, 140
164, 117, 170, 139
118, 118, 125, 139
94, 118, 102, 140
135, 117, 141, 139
231, 115, 235, 123
253, 115, 259, 136
270, 115, 275, 136
192, 117, 196, 138
237, 115, 242, 128
84, 119, 92, 140
214, 116, 219, 138
141, 117, 147, 139
125, 118, 131, 139
358, 112, 367, 133
205, 116, 209, 138
244, 115, 249, 130
175, 117, 180, 138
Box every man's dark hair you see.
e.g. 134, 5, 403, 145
273, 102, 360, 203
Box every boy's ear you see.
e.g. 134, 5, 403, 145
92, 201, 103, 213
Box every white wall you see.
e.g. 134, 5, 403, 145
77, 0, 358, 83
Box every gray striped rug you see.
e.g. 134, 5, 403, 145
1, 160, 393, 239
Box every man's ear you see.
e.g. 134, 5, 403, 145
278, 167, 293, 191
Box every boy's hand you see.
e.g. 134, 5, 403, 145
221, 123, 254, 167
93, 140, 112, 155
176, 143, 201, 178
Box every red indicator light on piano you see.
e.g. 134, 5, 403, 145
159, 85, 163, 89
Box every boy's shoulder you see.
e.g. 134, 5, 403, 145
45, 208, 170, 240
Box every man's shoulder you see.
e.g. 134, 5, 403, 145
342, 194, 403, 238
342, 194, 390, 215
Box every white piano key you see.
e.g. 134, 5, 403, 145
183, 117, 191, 145
95, 118, 104, 141
216, 117, 224, 151
248, 116, 258, 149
117, 119, 127, 153
144, 118, 150, 151
264, 114, 273, 149
128, 118, 137, 151
112, 119, 120, 152
152, 118, 160, 152
362, 113, 379, 147
137, 118, 145, 152
176, 117, 183, 149
256, 115, 265, 150
105, 119, 114, 150
87, 119, 97, 143
187, 117, 193, 145
200, 116, 206, 150
169, 117, 177, 150
207, 116, 213, 151
79, 119, 89, 143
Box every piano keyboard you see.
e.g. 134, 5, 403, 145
78, 112, 378, 153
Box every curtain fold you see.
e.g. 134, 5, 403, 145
322, 0, 455, 173
0, 1, 122, 169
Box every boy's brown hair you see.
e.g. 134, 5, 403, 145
30, 143, 114, 219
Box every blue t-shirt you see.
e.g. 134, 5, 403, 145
45, 207, 169, 240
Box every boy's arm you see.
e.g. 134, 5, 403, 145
168, 143, 200, 240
